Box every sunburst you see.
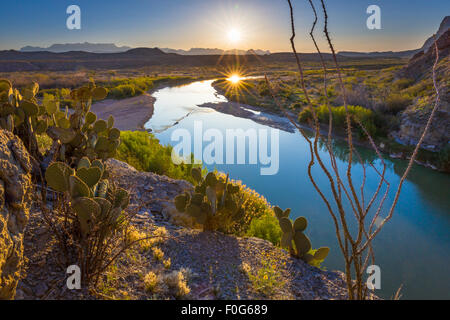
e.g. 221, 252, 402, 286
217, 65, 254, 103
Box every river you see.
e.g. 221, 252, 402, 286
144, 79, 450, 299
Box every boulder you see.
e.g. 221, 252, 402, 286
0, 130, 32, 299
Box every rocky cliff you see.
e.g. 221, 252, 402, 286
0, 130, 32, 299
394, 21, 450, 153
420, 16, 450, 54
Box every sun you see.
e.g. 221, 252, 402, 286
227, 74, 242, 84
227, 28, 241, 43
218, 66, 253, 103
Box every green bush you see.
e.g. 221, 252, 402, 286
384, 93, 412, 114
103, 76, 193, 100
393, 78, 414, 90
298, 107, 313, 123
246, 212, 282, 246
257, 81, 270, 96
298, 105, 377, 137
109, 84, 136, 99
116, 131, 200, 183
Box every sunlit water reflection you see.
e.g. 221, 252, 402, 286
145, 80, 450, 299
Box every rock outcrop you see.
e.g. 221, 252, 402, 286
402, 29, 450, 80
420, 16, 450, 54
106, 159, 362, 300
16, 159, 364, 299
0, 130, 32, 299
394, 100, 449, 152
395, 20, 450, 153
105, 158, 193, 215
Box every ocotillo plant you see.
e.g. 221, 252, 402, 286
264, 0, 443, 299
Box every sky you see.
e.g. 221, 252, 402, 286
0, 0, 448, 52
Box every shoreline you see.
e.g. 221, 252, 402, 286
91, 78, 200, 131
92, 78, 447, 173
91, 93, 156, 131
198, 101, 296, 133
211, 80, 447, 173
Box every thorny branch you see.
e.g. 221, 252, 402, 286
278, 0, 442, 299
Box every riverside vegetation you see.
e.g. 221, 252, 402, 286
213, 58, 449, 171
0, 77, 331, 299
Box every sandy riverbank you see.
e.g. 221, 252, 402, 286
91, 78, 200, 131
198, 101, 296, 133
90, 93, 155, 131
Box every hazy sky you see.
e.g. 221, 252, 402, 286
0, 0, 448, 52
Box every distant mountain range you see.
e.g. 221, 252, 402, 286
338, 49, 419, 59
20, 42, 131, 53
3, 16, 446, 72
20, 43, 271, 56
18, 40, 428, 59
159, 48, 271, 56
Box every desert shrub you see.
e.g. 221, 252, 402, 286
298, 107, 313, 123
143, 269, 191, 298
243, 257, 284, 297
406, 78, 434, 97
290, 102, 305, 111
163, 258, 172, 269
162, 270, 191, 298
125, 225, 154, 252
393, 78, 414, 90
109, 84, 135, 99
230, 177, 274, 235
334, 84, 372, 108
373, 112, 399, 137
116, 131, 201, 183
144, 271, 159, 293
246, 212, 282, 246
298, 104, 377, 137
257, 80, 270, 96
103, 76, 193, 100
383, 93, 412, 114
152, 247, 164, 261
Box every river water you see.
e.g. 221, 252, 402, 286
145, 80, 450, 299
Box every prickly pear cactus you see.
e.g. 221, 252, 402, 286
45, 159, 130, 238
0, 78, 115, 166
0, 79, 54, 159
174, 168, 244, 232
45, 81, 119, 165
274, 206, 329, 266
